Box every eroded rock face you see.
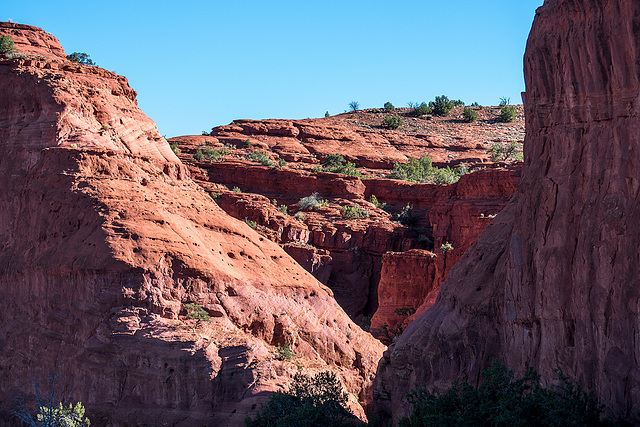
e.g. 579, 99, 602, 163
374, 0, 640, 423
0, 23, 385, 426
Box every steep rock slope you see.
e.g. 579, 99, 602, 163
0, 22, 384, 426
374, 0, 640, 423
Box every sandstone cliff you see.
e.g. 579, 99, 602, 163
0, 22, 385, 426
374, 0, 640, 423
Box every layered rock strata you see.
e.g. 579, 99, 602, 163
0, 23, 385, 426
374, 0, 640, 423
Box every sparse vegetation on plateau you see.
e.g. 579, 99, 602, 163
400, 360, 607, 427
0, 35, 15, 54
413, 102, 431, 117
245, 371, 357, 427
384, 102, 395, 112
316, 153, 363, 177
349, 101, 359, 112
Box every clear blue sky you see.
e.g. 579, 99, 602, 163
5, 1, 544, 137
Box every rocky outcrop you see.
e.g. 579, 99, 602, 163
374, 0, 640, 423
0, 23, 385, 426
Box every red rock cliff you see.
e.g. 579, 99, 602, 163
374, 0, 640, 423
0, 23, 384, 426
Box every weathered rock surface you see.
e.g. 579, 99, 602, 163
374, 0, 640, 423
173, 122, 521, 326
0, 23, 385, 426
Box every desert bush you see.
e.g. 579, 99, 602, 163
499, 105, 517, 122
294, 211, 306, 221
341, 203, 369, 220
232, 186, 242, 193
192, 149, 205, 161
245, 219, 258, 230
170, 142, 180, 155
487, 141, 523, 162
389, 156, 462, 185
368, 195, 389, 212
278, 204, 288, 214
384, 102, 395, 112
441, 242, 454, 253
185, 303, 210, 321
298, 192, 324, 210
429, 95, 455, 117
319, 153, 363, 177
499, 96, 511, 106
413, 102, 431, 117
396, 204, 417, 225
245, 139, 252, 148
275, 344, 295, 362
245, 371, 357, 427
382, 115, 403, 130
463, 106, 478, 123
349, 101, 359, 112
66, 52, 95, 66
399, 360, 606, 427
0, 35, 15, 54
203, 146, 228, 162
394, 306, 416, 316
277, 158, 287, 169
325, 111, 330, 118
247, 150, 274, 167
452, 99, 465, 107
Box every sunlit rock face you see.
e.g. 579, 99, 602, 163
0, 22, 384, 426
374, 0, 640, 423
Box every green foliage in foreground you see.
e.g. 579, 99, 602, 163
463, 106, 478, 123
400, 360, 606, 427
245, 371, 359, 427
0, 35, 15, 54
388, 156, 463, 185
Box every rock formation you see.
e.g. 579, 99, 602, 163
173, 118, 521, 329
0, 22, 385, 426
374, 0, 640, 423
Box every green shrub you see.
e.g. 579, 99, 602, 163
441, 242, 454, 253
396, 204, 417, 225
193, 149, 205, 162
463, 106, 478, 123
245, 371, 357, 427
368, 194, 389, 212
452, 99, 465, 107
399, 360, 606, 427
247, 150, 274, 166
384, 102, 395, 112
325, 111, 330, 118
429, 95, 455, 117
202, 146, 228, 162
66, 52, 95, 66
298, 192, 325, 210
245, 139, 252, 148
394, 306, 416, 316
245, 219, 258, 230
277, 158, 287, 168
278, 204, 288, 214
499, 96, 511, 106
341, 203, 369, 220
389, 156, 462, 185
487, 141, 523, 162
294, 211, 306, 221
320, 154, 363, 177
185, 303, 210, 322
413, 102, 431, 117
232, 186, 242, 193
349, 101, 359, 112
275, 344, 295, 362
499, 105, 517, 122
0, 35, 15, 54
170, 142, 180, 155
382, 115, 403, 130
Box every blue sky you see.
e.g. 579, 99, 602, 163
5, 1, 544, 137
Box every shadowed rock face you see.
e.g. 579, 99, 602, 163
374, 0, 640, 423
0, 23, 385, 426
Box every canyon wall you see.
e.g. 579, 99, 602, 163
374, 0, 640, 423
0, 22, 384, 426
